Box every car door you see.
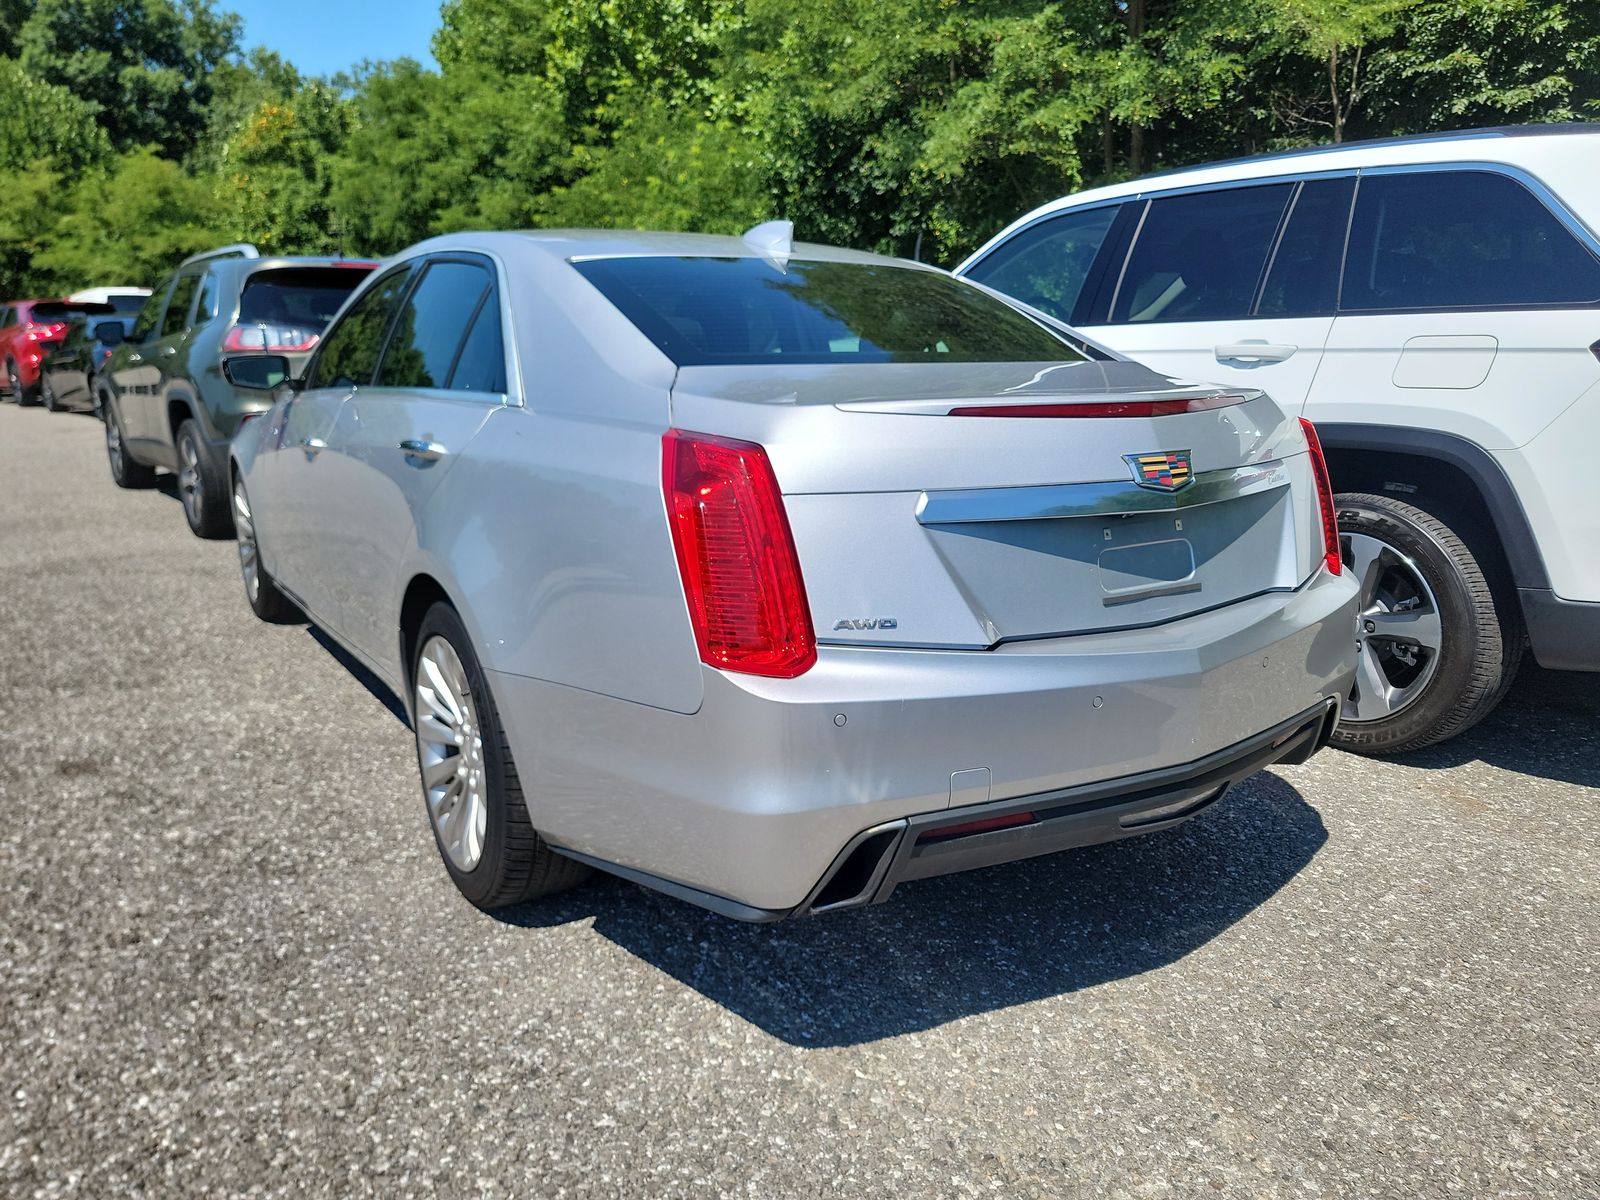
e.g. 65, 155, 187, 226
320, 256, 507, 667
144, 272, 202, 458
51, 321, 90, 406
1075, 178, 1350, 413
265, 264, 418, 626
1307, 167, 1600, 448
108, 276, 178, 445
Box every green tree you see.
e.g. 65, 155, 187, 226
218, 81, 354, 254
18, 0, 241, 158
0, 58, 111, 173
34, 147, 230, 286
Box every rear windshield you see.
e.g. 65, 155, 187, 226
108, 294, 149, 314
571, 256, 1084, 366
239, 267, 372, 329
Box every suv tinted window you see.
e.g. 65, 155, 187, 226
963, 206, 1119, 324
161, 274, 199, 337
1112, 184, 1294, 323
1258, 177, 1356, 318
308, 266, 414, 390
377, 260, 496, 390
1343, 171, 1600, 311
240, 266, 372, 330
574, 257, 1083, 366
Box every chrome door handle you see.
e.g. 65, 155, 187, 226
300, 436, 327, 457
399, 439, 446, 462
1215, 342, 1296, 364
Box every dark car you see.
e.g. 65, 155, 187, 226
38, 304, 132, 413
99, 243, 376, 536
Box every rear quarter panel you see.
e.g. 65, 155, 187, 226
400, 244, 705, 714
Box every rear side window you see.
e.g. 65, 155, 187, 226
1258, 177, 1355, 318
377, 260, 501, 391
239, 267, 372, 331
962, 206, 1119, 324
131, 285, 166, 342
1112, 184, 1294, 323
573, 256, 1083, 366
448, 298, 506, 393
161, 274, 200, 337
308, 266, 414, 390
1342, 171, 1600, 311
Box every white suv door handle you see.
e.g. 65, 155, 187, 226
399, 439, 446, 462
300, 436, 327, 457
1215, 342, 1296, 364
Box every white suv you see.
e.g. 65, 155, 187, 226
957, 124, 1600, 753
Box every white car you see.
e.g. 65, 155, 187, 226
958, 124, 1600, 753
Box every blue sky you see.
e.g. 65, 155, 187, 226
227, 0, 442, 78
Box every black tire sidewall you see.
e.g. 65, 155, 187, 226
177, 420, 231, 538
1334, 493, 1507, 752
411, 603, 522, 908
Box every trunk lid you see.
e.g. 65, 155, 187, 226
670, 361, 1322, 649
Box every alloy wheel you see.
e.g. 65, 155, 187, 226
178, 434, 204, 526
414, 636, 488, 872
233, 477, 260, 603
1341, 531, 1445, 723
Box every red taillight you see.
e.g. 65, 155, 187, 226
222, 324, 321, 353
1299, 417, 1342, 577
662, 429, 816, 678
917, 811, 1038, 843
947, 394, 1246, 418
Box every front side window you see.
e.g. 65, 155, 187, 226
1112, 184, 1294, 324
307, 266, 414, 390
962, 206, 1119, 324
1342, 170, 1600, 311
376, 260, 499, 391
573, 257, 1084, 367
161, 274, 200, 338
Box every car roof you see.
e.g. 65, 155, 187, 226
395, 229, 932, 270
958, 122, 1600, 270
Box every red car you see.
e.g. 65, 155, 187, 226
1, 299, 73, 406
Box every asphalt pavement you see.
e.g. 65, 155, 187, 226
1, 402, 1595, 1198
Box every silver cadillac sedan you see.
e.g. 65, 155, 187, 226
226, 225, 1359, 920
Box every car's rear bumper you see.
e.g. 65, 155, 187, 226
491, 567, 1358, 915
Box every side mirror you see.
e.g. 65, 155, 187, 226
93, 321, 125, 346
223, 354, 294, 392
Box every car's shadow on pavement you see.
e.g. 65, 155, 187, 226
1381, 664, 1600, 787
492, 771, 1325, 1046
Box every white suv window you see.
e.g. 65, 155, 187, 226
1112, 184, 1294, 324
1342, 170, 1600, 311
962, 206, 1119, 324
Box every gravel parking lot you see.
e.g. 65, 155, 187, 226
1, 401, 1595, 1198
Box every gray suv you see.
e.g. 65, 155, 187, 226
100, 244, 374, 537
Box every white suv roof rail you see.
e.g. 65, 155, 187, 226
179, 243, 260, 268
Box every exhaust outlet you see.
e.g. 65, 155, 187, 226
802, 824, 905, 915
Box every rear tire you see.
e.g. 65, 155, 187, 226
9, 360, 38, 406
411, 602, 591, 909
104, 400, 156, 489
176, 419, 232, 539
1331, 493, 1522, 755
